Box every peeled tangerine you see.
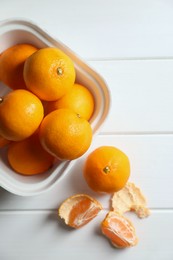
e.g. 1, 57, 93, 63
101, 211, 138, 248
58, 194, 102, 228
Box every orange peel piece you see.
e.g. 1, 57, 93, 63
101, 211, 138, 248
58, 194, 103, 228
111, 182, 150, 218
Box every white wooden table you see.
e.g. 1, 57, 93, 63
0, 1, 173, 259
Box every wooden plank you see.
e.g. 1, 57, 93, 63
0, 135, 173, 210
0, 210, 172, 260
1, 1, 173, 59
89, 60, 173, 133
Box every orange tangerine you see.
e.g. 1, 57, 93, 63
0, 44, 38, 89
24, 47, 76, 101
39, 109, 92, 160
83, 146, 130, 193
46, 83, 94, 120
58, 194, 102, 228
7, 133, 54, 175
0, 89, 44, 141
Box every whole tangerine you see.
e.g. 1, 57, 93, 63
0, 44, 38, 89
39, 109, 92, 160
83, 146, 130, 193
24, 47, 76, 101
46, 83, 94, 120
0, 89, 44, 141
7, 133, 54, 175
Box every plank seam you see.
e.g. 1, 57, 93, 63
87, 57, 173, 62
99, 132, 173, 136
0, 208, 172, 214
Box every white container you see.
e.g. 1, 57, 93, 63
0, 19, 110, 196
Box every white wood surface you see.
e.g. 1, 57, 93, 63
0, 211, 172, 260
0, 1, 173, 259
90, 60, 173, 133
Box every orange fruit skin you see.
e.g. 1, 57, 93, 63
0, 89, 44, 141
0, 44, 38, 89
7, 133, 54, 175
46, 83, 95, 120
83, 146, 130, 193
24, 47, 76, 101
39, 109, 92, 160
58, 194, 102, 228
0, 134, 10, 148
101, 211, 138, 248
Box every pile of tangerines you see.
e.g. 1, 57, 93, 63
0, 43, 139, 249
0, 44, 94, 175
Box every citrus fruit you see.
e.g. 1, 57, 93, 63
0, 134, 10, 148
0, 89, 44, 141
39, 109, 92, 160
7, 133, 54, 175
24, 47, 76, 101
101, 211, 138, 248
58, 194, 102, 228
0, 44, 38, 89
46, 83, 94, 120
83, 146, 130, 193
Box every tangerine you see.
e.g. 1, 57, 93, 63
39, 109, 92, 160
7, 133, 54, 175
101, 211, 138, 248
0, 44, 38, 89
0, 89, 44, 141
46, 83, 94, 120
58, 194, 102, 228
24, 47, 76, 101
83, 146, 130, 193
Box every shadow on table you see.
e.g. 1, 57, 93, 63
0, 186, 14, 202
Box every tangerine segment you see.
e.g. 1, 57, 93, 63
0, 44, 38, 89
39, 109, 92, 160
24, 47, 76, 101
58, 194, 102, 228
0, 89, 44, 141
83, 146, 130, 193
101, 211, 138, 248
7, 133, 54, 175
46, 83, 95, 121
0, 134, 10, 148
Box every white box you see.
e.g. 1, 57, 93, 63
0, 19, 110, 196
